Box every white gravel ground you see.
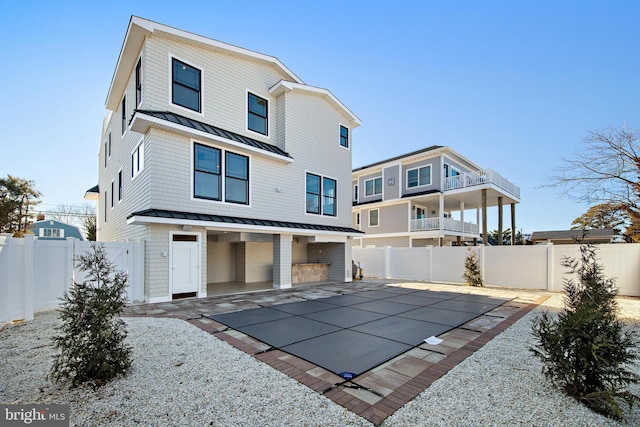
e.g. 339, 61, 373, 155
1, 293, 639, 426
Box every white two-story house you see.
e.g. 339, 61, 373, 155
88, 16, 362, 302
352, 146, 520, 247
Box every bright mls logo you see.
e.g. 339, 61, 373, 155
1, 404, 69, 426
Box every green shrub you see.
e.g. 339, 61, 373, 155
531, 244, 639, 421
463, 249, 483, 287
50, 244, 132, 387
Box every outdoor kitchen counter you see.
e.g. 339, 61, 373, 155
292, 263, 330, 284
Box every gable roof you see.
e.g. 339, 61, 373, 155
132, 110, 292, 160
269, 80, 361, 128
106, 16, 304, 110
353, 146, 445, 172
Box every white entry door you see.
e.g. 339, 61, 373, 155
171, 235, 199, 295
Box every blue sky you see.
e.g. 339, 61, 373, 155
1, 0, 638, 233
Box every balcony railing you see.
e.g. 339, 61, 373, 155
410, 217, 479, 234
443, 169, 520, 199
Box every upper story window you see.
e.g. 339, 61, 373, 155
110, 180, 115, 208
172, 58, 201, 112
118, 169, 123, 202
41, 228, 63, 238
248, 93, 268, 135
340, 125, 349, 148
104, 190, 107, 223
306, 173, 336, 216
104, 132, 111, 168
225, 152, 249, 204
121, 95, 127, 134
135, 59, 142, 107
131, 140, 145, 178
353, 184, 358, 201
407, 165, 431, 188
193, 143, 249, 205
364, 177, 382, 197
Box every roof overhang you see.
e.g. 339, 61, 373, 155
127, 213, 363, 238
269, 80, 361, 128
84, 184, 99, 201
106, 16, 304, 111
130, 111, 293, 164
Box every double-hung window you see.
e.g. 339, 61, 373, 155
407, 165, 431, 188
42, 228, 62, 238
364, 177, 382, 197
194, 143, 249, 204
131, 140, 144, 178
172, 58, 201, 112
306, 173, 336, 216
339, 125, 349, 148
194, 144, 221, 201
248, 93, 268, 135
110, 181, 114, 208
225, 152, 249, 204
135, 59, 142, 107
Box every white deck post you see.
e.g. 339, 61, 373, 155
273, 234, 292, 289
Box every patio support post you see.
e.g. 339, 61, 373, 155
481, 189, 487, 245
511, 203, 516, 245
273, 234, 292, 289
497, 196, 503, 245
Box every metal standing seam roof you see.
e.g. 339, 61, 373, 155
134, 110, 292, 159
128, 209, 364, 234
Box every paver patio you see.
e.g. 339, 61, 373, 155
124, 279, 549, 426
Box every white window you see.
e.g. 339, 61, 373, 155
364, 177, 382, 197
41, 228, 63, 238
356, 212, 360, 226
369, 209, 379, 227
132, 140, 145, 178
407, 165, 431, 188
353, 184, 358, 201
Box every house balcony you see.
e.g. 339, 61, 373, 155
410, 217, 479, 234
443, 169, 520, 199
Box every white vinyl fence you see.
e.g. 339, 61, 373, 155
353, 243, 640, 297
0, 234, 144, 323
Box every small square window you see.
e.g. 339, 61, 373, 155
172, 58, 201, 112
248, 93, 268, 135
340, 125, 349, 148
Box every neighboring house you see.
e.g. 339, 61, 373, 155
86, 16, 361, 303
30, 219, 84, 240
352, 146, 520, 247
531, 229, 617, 245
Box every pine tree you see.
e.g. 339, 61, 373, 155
50, 244, 132, 387
531, 244, 639, 421
463, 249, 483, 287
